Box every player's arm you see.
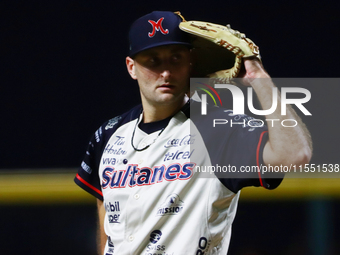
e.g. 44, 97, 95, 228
97, 199, 106, 255
241, 59, 312, 167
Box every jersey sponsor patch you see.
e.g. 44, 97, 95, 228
149, 230, 162, 244
164, 134, 195, 148
156, 193, 184, 216
145, 230, 166, 254
163, 149, 194, 162
105, 116, 122, 130
81, 161, 92, 174
104, 143, 128, 155
95, 126, 103, 142
196, 237, 210, 254
105, 201, 121, 224
106, 235, 115, 254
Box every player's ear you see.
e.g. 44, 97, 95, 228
126, 56, 137, 80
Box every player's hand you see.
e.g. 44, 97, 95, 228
238, 58, 270, 86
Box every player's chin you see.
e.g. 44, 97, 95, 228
156, 93, 185, 105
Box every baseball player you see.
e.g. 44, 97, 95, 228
75, 11, 312, 255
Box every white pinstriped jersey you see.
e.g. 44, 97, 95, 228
75, 99, 283, 255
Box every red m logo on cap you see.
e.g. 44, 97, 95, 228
148, 18, 169, 37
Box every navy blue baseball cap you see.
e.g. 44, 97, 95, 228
129, 11, 191, 57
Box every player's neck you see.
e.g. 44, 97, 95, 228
142, 96, 189, 123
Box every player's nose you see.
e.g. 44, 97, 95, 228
160, 69, 171, 80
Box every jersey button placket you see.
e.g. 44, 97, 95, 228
128, 235, 134, 242
125, 191, 142, 249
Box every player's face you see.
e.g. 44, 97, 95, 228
126, 45, 191, 109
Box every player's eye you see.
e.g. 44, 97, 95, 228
148, 57, 160, 66
171, 54, 182, 63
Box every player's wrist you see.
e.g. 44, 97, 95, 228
244, 59, 268, 77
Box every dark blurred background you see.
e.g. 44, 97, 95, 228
1, 1, 339, 254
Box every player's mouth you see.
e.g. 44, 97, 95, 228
157, 84, 176, 91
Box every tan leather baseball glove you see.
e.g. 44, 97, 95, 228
177, 15, 260, 83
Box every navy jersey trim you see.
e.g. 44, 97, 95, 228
75, 173, 103, 200
74, 105, 143, 201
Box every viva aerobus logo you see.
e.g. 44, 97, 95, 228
196, 82, 312, 128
